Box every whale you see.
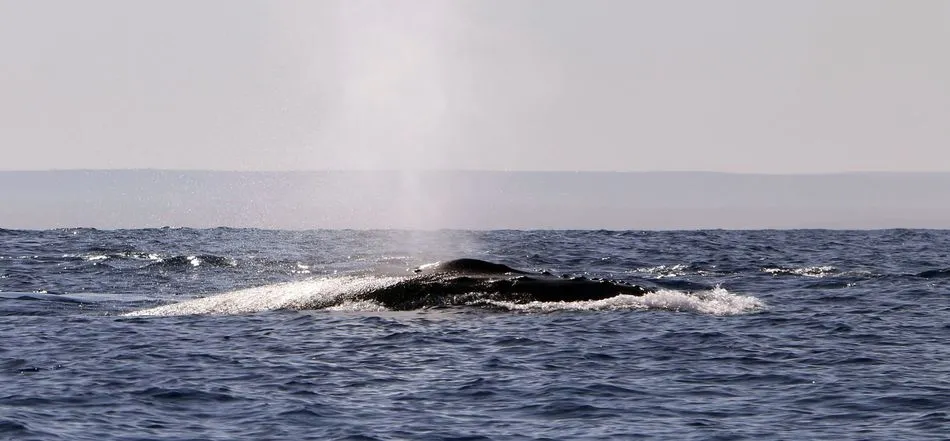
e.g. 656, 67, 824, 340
125, 258, 658, 316
349, 258, 654, 310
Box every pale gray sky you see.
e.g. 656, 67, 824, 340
2, 0, 949, 173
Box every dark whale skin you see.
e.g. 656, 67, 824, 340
354, 258, 653, 310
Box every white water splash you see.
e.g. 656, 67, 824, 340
480, 287, 765, 316
325, 300, 389, 312
124, 276, 405, 317
763, 266, 838, 277
634, 264, 692, 278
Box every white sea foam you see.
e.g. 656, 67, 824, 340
294, 263, 311, 272
480, 287, 765, 316
124, 276, 405, 317
325, 300, 389, 312
634, 264, 692, 278
763, 266, 838, 277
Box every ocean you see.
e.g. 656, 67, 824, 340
1, 228, 947, 440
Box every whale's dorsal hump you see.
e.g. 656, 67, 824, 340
417, 258, 527, 275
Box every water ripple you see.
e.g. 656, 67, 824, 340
1, 229, 948, 440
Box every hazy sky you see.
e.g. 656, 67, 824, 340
2, 0, 948, 173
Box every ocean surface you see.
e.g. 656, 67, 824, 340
1, 228, 947, 440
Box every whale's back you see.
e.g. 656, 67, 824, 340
426, 258, 527, 275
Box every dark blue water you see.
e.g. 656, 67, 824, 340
1, 229, 948, 440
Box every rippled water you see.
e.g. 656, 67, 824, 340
1, 229, 948, 440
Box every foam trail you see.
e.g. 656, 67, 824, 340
125, 276, 404, 317
481, 287, 765, 316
